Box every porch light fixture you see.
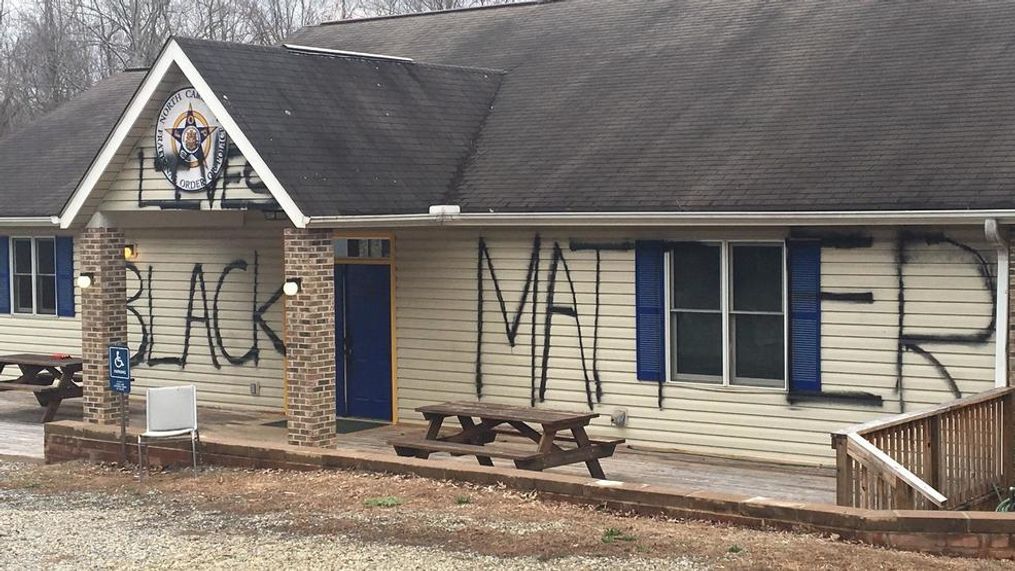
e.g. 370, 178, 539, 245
123, 243, 139, 261
283, 278, 302, 296
77, 272, 95, 289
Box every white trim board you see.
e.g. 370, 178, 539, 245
59, 40, 309, 230
306, 210, 1015, 228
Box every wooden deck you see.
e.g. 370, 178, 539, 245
0, 392, 835, 504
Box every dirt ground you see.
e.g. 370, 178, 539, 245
1, 460, 1011, 570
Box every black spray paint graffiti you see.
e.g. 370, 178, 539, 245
126, 252, 285, 368
896, 233, 995, 410
475, 235, 541, 405
480, 232, 995, 413
475, 237, 636, 411
138, 144, 277, 210
810, 230, 996, 412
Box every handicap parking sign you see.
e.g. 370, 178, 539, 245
108, 345, 131, 394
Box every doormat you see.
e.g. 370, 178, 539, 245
261, 418, 386, 434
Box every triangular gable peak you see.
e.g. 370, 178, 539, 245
60, 39, 307, 229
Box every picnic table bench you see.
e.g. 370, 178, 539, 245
0, 353, 83, 422
388, 401, 624, 479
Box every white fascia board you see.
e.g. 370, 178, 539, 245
59, 43, 178, 229
172, 47, 309, 228
305, 209, 1015, 228
0, 216, 60, 227
60, 40, 309, 229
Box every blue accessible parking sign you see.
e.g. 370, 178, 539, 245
108, 345, 131, 394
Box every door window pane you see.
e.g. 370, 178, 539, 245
732, 314, 785, 384
673, 312, 723, 379
672, 242, 720, 310
335, 238, 391, 260
732, 245, 783, 312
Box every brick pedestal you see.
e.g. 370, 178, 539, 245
284, 227, 337, 447
80, 227, 127, 425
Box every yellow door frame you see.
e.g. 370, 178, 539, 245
332, 231, 398, 423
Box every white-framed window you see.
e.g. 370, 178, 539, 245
11, 237, 57, 315
667, 240, 787, 388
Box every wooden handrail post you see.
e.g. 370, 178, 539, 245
833, 433, 852, 506
893, 478, 915, 510
1003, 391, 1015, 487
928, 415, 942, 491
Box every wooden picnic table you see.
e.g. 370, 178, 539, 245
388, 401, 624, 479
0, 353, 83, 422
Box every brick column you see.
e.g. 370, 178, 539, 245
284, 227, 337, 447
80, 227, 127, 425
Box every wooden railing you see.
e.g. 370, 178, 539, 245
831, 386, 1015, 510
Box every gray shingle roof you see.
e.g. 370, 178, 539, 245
176, 38, 502, 216
289, 0, 1015, 213
0, 71, 144, 217
8, 1, 1015, 218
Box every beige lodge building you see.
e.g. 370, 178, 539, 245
0, 0, 1012, 467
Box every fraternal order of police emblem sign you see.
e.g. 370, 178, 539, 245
154, 88, 228, 191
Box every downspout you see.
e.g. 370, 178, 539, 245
986, 218, 1009, 387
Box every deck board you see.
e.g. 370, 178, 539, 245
0, 392, 835, 504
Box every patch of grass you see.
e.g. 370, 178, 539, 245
363, 496, 403, 508
728, 544, 744, 554
455, 495, 471, 505
602, 527, 637, 544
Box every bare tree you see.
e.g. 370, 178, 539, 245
8, 0, 95, 113
360, 0, 511, 17
246, 0, 334, 44
74, 0, 175, 71
0, 0, 518, 138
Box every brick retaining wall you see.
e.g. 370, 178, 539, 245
45, 420, 1015, 559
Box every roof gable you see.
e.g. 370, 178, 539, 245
176, 38, 503, 217
61, 38, 503, 226
61, 39, 306, 228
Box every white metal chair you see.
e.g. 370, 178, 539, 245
137, 385, 200, 478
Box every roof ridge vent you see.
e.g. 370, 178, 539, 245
282, 44, 414, 63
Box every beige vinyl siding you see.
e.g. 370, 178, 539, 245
820, 227, 997, 409
82, 66, 272, 217
123, 225, 285, 410
393, 226, 999, 466
0, 229, 80, 380
78, 67, 187, 220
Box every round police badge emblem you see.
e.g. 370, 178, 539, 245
154, 88, 228, 191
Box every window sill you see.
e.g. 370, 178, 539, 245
2, 313, 73, 320
669, 378, 788, 392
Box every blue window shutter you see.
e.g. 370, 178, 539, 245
0, 237, 8, 314
635, 241, 666, 381
788, 239, 821, 392
56, 237, 74, 317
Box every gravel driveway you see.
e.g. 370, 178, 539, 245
0, 460, 1006, 570
0, 462, 697, 570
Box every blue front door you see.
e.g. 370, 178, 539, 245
335, 264, 392, 421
